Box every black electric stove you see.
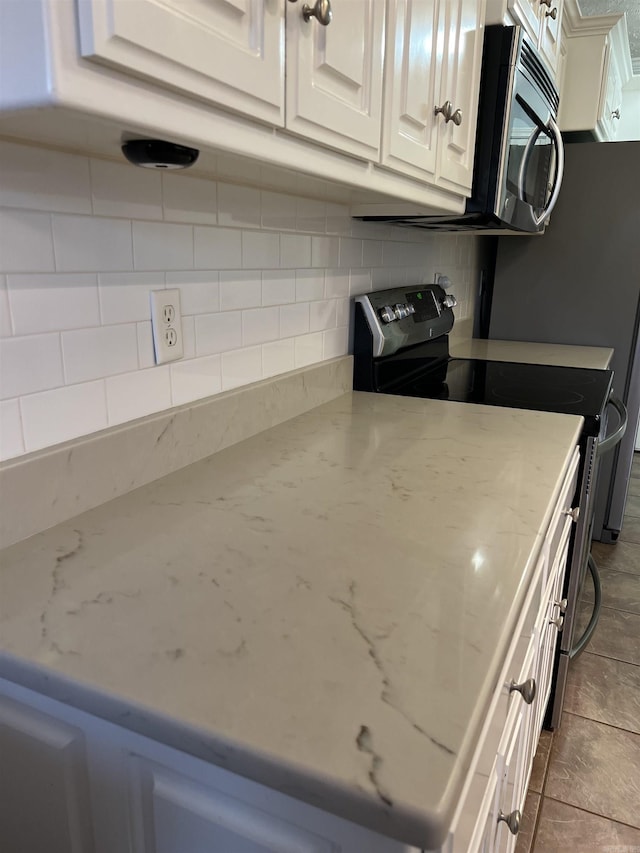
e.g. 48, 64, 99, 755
353, 283, 618, 732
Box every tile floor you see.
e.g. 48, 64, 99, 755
517, 452, 640, 853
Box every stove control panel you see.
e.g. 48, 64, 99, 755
355, 284, 456, 357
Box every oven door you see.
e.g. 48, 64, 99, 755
495, 67, 564, 232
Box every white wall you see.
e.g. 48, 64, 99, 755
0, 141, 487, 461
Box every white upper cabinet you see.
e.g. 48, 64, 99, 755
538, 0, 564, 73
436, 0, 486, 193
381, 0, 485, 195
285, 0, 385, 159
77, 0, 285, 125
381, 0, 440, 181
486, 0, 564, 76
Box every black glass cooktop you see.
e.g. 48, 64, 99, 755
392, 358, 613, 437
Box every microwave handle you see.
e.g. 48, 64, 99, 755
535, 116, 565, 226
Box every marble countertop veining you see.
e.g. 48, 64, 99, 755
0, 392, 584, 848
450, 338, 613, 370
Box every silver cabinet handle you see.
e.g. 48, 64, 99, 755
540, 0, 552, 6
563, 507, 580, 522
545, 7, 558, 18
434, 101, 463, 125
301, 0, 332, 25
498, 809, 521, 835
550, 614, 564, 630
612, 109, 621, 120
555, 598, 568, 614
509, 678, 536, 704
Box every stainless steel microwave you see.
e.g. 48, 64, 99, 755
359, 26, 564, 233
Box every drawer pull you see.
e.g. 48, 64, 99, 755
509, 677, 536, 704
498, 808, 521, 835
563, 507, 580, 522
550, 614, 564, 630
545, 6, 558, 18
555, 598, 568, 614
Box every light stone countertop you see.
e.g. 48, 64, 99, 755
450, 338, 613, 369
0, 392, 584, 848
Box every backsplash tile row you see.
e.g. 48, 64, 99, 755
0, 140, 488, 460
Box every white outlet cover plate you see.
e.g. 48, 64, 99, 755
150, 288, 184, 364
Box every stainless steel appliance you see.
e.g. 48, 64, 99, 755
357, 26, 564, 233
488, 140, 640, 544
353, 284, 625, 729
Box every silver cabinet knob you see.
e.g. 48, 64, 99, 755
540, 0, 552, 6
612, 108, 621, 120
563, 506, 580, 522
302, 0, 332, 25
379, 306, 395, 324
545, 6, 558, 18
434, 101, 463, 125
509, 677, 536, 705
498, 809, 521, 835
550, 614, 564, 630
555, 598, 568, 614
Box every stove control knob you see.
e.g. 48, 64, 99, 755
406, 303, 416, 314
394, 303, 410, 320
441, 294, 457, 309
379, 305, 396, 324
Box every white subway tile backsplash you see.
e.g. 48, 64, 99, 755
99, 272, 160, 325
62, 324, 138, 384
166, 271, 219, 315
0, 276, 12, 337
295, 269, 324, 303
221, 346, 263, 390
280, 303, 309, 338
170, 355, 222, 406
323, 326, 349, 360
339, 238, 363, 268
21, 381, 108, 452
195, 311, 241, 355
262, 338, 295, 378
0, 334, 63, 399
242, 231, 279, 269
218, 183, 260, 229
220, 272, 261, 311
242, 307, 279, 346
261, 191, 296, 231
133, 221, 193, 271
53, 214, 132, 272
294, 332, 324, 368
136, 321, 156, 369
0, 142, 483, 460
262, 270, 295, 307
162, 173, 217, 225
311, 236, 339, 268
0, 399, 24, 459
194, 226, 242, 270
280, 234, 311, 269
324, 270, 350, 298
363, 240, 383, 267
0, 142, 91, 215
296, 198, 325, 233
0, 210, 55, 272
106, 366, 171, 425
8, 273, 100, 334
309, 299, 337, 332
91, 159, 162, 220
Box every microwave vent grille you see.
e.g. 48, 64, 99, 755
520, 39, 560, 116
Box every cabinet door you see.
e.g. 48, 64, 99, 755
0, 694, 96, 853
538, 0, 563, 74
77, 0, 285, 125
285, 0, 385, 159
436, 0, 486, 193
508, 0, 541, 45
381, 0, 440, 181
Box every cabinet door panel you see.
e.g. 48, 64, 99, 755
286, 0, 385, 159
77, 0, 284, 124
381, 0, 440, 180
538, 0, 563, 74
436, 0, 486, 193
0, 694, 96, 853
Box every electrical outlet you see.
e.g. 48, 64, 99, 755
150, 289, 184, 364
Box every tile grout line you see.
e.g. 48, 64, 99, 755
561, 708, 640, 737
542, 794, 640, 833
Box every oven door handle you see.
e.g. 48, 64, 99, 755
597, 392, 628, 458
569, 553, 602, 659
